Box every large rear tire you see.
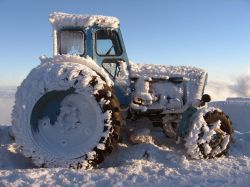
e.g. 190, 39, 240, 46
12, 61, 122, 169
184, 108, 233, 159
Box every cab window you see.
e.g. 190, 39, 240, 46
102, 59, 119, 78
59, 30, 85, 56
96, 30, 122, 56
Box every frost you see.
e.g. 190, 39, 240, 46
115, 60, 130, 89
107, 91, 112, 97
87, 151, 96, 160
11, 60, 116, 169
97, 143, 106, 150
103, 110, 112, 125
39, 55, 113, 87
99, 98, 110, 107
220, 135, 230, 150
49, 12, 120, 30
129, 62, 206, 113
134, 77, 153, 102
7, 144, 18, 154
184, 108, 230, 159
130, 102, 147, 112
198, 121, 221, 144
130, 62, 205, 81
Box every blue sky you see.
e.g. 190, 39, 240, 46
0, 0, 250, 86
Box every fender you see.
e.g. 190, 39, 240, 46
39, 55, 113, 87
177, 106, 198, 138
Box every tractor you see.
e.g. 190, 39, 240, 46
12, 12, 233, 169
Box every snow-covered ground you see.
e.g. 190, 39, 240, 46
1, 84, 250, 186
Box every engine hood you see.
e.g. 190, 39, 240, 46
129, 62, 208, 112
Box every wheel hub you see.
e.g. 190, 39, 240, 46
31, 91, 103, 158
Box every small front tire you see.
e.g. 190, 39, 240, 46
184, 108, 233, 159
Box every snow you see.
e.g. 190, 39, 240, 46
134, 77, 153, 103
49, 12, 120, 30
184, 107, 230, 159
1, 100, 250, 186
1, 68, 250, 186
1, 118, 250, 186
39, 55, 113, 87
130, 62, 207, 112
130, 62, 206, 80
115, 60, 130, 93
11, 60, 115, 168
60, 30, 84, 55
129, 128, 154, 144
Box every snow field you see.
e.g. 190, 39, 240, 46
1, 118, 250, 186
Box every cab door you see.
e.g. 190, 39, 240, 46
94, 29, 131, 107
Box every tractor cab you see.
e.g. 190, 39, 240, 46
49, 12, 131, 106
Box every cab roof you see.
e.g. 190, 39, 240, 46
49, 12, 120, 30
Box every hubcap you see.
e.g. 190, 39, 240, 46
31, 90, 103, 158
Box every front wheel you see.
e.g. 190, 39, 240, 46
184, 108, 233, 159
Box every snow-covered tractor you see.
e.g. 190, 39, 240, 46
12, 12, 233, 169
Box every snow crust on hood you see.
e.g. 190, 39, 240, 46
130, 62, 206, 80
49, 12, 120, 29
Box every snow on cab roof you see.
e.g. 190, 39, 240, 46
49, 12, 120, 29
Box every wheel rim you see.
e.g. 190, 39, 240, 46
30, 89, 103, 159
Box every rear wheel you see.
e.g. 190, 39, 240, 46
184, 108, 233, 159
12, 61, 122, 169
